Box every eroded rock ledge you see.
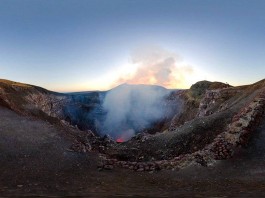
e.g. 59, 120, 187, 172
98, 89, 265, 172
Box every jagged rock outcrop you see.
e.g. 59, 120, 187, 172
2, 78, 265, 173
197, 88, 241, 117
100, 80, 265, 171
0, 79, 69, 118
25, 92, 69, 118
99, 88, 265, 171
169, 81, 232, 131
0, 79, 182, 136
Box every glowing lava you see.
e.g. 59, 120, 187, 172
116, 138, 124, 143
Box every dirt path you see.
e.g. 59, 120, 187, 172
1, 106, 265, 197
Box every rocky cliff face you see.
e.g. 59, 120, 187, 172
0, 79, 71, 122
168, 81, 232, 131
197, 88, 241, 117
96, 82, 265, 173
0, 81, 107, 134
25, 91, 69, 118
0, 79, 182, 137
2, 78, 265, 171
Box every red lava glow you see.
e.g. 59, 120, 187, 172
116, 138, 124, 143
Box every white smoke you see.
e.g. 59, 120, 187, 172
101, 83, 172, 140
100, 46, 187, 140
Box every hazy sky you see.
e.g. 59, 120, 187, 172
0, 0, 265, 92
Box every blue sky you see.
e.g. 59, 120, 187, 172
0, 0, 265, 91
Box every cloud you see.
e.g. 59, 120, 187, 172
114, 45, 194, 89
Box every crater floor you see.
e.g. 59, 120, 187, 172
1, 106, 265, 197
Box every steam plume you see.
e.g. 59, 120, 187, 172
115, 45, 193, 88
101, 83, 180, 140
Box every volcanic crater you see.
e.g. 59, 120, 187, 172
1, 78, 265, 196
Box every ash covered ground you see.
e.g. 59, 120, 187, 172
1, 78, 265, 197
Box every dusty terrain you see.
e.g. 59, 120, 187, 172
1, 79, 265, 197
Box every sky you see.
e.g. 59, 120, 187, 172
0, 0, 265, 92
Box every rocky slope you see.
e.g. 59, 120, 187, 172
1, 78, 265, 196
0, 79, 181, 136
100, 79, 265, 172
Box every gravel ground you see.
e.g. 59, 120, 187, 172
1, 106, 265, 197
